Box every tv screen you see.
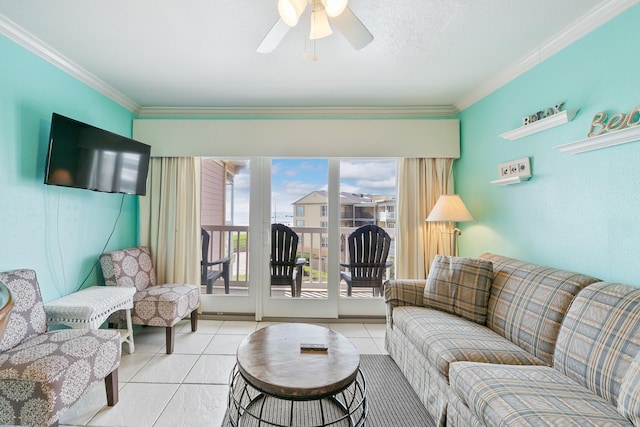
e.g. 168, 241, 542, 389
44, 113, 151, 196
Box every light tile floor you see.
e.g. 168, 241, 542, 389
60, 320, 387, 427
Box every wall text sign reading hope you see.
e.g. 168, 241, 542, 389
522, 102, 565, 126
588, 105, 640, 137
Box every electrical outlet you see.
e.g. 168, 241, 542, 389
498, 157, 531, 178
518, 162, 527, 173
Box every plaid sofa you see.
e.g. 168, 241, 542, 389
384, 254, 601, 426
448, 281, 640, 426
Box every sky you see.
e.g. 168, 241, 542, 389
230, 159, 397, 225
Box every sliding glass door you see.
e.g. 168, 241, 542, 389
200, 158, 254, 314
261, 158, 337, 318
200, 157, 397, 319
337, 159, 396, 316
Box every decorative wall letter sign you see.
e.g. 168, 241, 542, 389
588, 105, 640, 137
522, 102, 565, 126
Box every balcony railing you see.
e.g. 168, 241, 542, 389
202, 225, 249, 286
201, 225, 395, 293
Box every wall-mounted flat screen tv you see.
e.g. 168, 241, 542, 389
44, 113, 151, 196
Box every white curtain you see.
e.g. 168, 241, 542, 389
396, 158, 454, 279
139, 157, 201, 285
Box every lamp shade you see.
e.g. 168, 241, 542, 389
278, 0, 308, 27
426, 195, 473, 223
320, 0, 348, 17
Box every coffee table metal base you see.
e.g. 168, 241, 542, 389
227, 364, 367, 427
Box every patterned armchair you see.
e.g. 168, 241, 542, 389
100, 246, 200, 354
0, 269, 121, 427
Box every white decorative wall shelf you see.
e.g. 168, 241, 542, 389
490, 157, 532, 185
500, 110, 578, 141
490, 175, 532, 185
553, 125, 640, 154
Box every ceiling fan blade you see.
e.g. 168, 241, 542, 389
257, 18, 291, 53
328, 6, 373, 50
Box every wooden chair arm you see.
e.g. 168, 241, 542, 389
202, 257, 231, 268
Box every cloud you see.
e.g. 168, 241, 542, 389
340, 160, 397, 195
340, 160, 396, 180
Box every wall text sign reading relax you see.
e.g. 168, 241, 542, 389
522, 102, 565, 126
588, 105, 640, 137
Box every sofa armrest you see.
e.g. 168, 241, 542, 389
384, 279, 426, 327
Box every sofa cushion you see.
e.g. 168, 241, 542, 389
555, 282, 640, 408
392, 306, 546, 379
449, 362, 633, 426
619, 351, 640, 426
480, 253, 600, 365
424, 256, 493, 324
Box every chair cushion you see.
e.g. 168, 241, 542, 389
0, 269, 47, 352
131, 283, 200, 327
392, 306, 545, 379
100, 246, 156, 291
449, 362, 633, 426
0, 328, 121, 427
424, 256, 493, 324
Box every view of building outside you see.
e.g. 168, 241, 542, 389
292, 191, 396, 228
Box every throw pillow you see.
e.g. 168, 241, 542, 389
424, 255, 493, 324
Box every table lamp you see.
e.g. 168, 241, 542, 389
426, 195, 473, 256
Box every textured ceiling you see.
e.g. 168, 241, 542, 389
0, 0, 630, 112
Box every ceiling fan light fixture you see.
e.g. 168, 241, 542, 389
320, 0, 348, 17
310, 6, 333, 40
278, 0, 308, 27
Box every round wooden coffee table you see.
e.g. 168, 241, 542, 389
227, 323, 367, 426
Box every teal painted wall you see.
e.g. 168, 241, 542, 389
0, 35, 139, 302
456, 4, 640, 284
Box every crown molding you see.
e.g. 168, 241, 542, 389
455, 0, 638, 112
0, 14, 141, 113
136, 105, 459, 118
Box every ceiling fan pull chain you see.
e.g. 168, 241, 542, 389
302, 4, 309, 59
312, 1, 318, 61
313, 38, 318, 61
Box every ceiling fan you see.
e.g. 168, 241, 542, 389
257, 0, 374, 54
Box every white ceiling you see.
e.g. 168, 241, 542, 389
0, 0, 634, 114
